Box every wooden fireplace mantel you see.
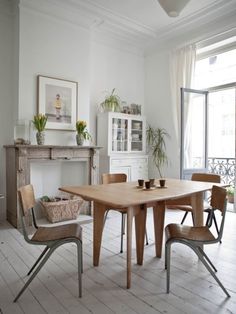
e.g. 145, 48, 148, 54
4, 145, 101, 228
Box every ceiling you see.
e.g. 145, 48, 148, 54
18, 0, 236, 53
65, 0, 236, 52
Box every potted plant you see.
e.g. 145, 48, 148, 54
76, 120, 92, 145
146, 125, 170, 178
32, 114, 47, 145
227, 185, 235, 203
99, 88, 121, 112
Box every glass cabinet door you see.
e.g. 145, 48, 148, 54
131, 119, 143, 152
112, 117, 128, 152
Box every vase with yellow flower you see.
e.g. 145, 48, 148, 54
76, 120, 91, 145
32, 114, 47, 145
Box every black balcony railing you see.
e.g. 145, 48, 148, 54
208, 157, 235, 186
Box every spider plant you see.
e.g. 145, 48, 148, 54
100, 88, 121, 112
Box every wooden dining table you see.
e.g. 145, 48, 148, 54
60, 178, 220, 289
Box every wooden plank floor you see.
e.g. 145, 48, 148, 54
0, 208, 236, 314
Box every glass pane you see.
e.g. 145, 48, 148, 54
131, 120, 143, 152
208, 88, 235, 185
208, 88, 235, 157
195, 48, 236, 89
112, 118, 128, 152
183, 92, 206, 169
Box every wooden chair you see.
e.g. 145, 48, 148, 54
102, 173, 148, 253
166, 173, 221, 234
165, 185, 230, 298
14, 184, 83, 302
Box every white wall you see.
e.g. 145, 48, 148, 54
0, 0, 17, 220
145, 50, 179, 178
18, 5, 91, 145
89, 41, 145, 140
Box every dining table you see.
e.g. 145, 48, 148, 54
59, 178, 221, 289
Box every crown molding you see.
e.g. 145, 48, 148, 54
152, 0, 236, 41
18, 0, 236, 55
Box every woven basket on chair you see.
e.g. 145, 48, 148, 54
40, 198, 83, 223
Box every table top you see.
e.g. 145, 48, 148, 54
60, 178, 218, 209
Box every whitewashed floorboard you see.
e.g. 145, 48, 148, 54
0, 209, 236, 314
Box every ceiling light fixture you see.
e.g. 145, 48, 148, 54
157, 0, 190, 17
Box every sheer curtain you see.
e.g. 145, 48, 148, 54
170, 44, 196, 144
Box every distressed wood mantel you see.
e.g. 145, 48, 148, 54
4, 145, 101, 228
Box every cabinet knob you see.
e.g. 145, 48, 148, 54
93, 165, 96, 170
17, 168, 23, 173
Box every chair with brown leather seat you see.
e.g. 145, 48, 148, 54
166, 173, 221, 233
14, 184, 83, 302
165, 185, 230, 298
102, 173, 148, 253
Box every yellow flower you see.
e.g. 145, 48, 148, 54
76, 120, 92, 140
32, 114, 47, 132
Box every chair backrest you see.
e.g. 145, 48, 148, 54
18, 184, 36, 216
191, 173, 221, 183
210, 185, 227, 213
102, 173, 127, 184
18, 184, 37, 242
191, 173, 221, 204
210, 185, 227, 241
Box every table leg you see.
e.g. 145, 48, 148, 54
126, 206, 135, 289
93, 201, 107, 266
191, 192, 204, 226
153, 201, 165, 258
135, 205, 147, 265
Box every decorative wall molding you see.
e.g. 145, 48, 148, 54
18, 0, 236, 54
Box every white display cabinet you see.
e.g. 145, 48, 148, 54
97, 112, 148, 182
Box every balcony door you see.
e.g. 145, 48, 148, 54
207, 84, 236, 186
180, 87, 208, 179
181, 84, 236, 187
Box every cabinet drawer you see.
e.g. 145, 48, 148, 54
111, 157, 148, 167
130, 158, 148, 166
111, 159, 129, 167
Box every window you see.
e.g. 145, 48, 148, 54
194, 48, 236, 89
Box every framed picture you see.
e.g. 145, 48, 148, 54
37, 75, 78, 130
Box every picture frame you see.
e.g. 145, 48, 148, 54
37, 75, 78, 130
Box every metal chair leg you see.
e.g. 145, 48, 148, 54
193, 246, 230, 297
212, 213, 222, 244
181, 211, 188, 224
198, 246, 217, 272
166, 243, 171, 293
165, 243, 167, 269
103, 210, 110, 227
205, 212, 211, 227
212, 213, 220, 233
120, 212, 125, 253
77, 241, 82, 298
27, 246, 49, 276
145, 227, 149, 245
14, 245, 56, 302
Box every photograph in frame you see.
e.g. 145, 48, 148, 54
37, 75, 78, 130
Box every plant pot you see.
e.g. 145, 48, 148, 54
228, 194, 234, 203
36, 131, 45, 145
76, 133, 84, 146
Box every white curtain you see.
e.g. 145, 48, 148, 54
170, 44, 196, 144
